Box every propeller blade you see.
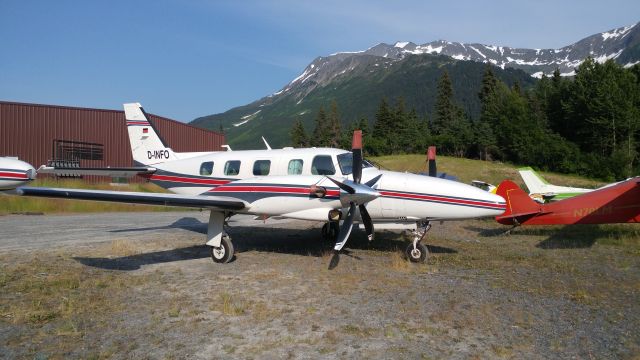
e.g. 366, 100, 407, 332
427, 146, 437, 177
327, 176, 355, 194
333, 203, 356, 252
364, 174, 382, 188
352, 130, 363, 184
328, 252, 340, 270
359, 204, 374, 242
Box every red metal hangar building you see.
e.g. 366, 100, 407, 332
0, 101, 224, 181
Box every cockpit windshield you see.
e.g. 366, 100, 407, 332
337, 152, 374, 175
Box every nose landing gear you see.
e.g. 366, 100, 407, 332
321, 221, 339, 242
405, 220, 431, 263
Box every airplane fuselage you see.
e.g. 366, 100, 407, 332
145, 148, 506, 222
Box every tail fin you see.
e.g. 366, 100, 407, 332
517, 167, 549, 194
124, 103, 175, 166
495, 180, 541, 225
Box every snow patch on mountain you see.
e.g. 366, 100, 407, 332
601, 24, 635, 40
233, 110, 262, 127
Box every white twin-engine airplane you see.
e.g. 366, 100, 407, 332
11, 103, 506, 268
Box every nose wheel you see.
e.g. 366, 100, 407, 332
321, 221, 339, 242
406, 243, 428, 263
405, 221, 431, 263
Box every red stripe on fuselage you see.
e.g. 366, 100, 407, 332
379, 190, 505, 209
150, 174, 231, 186
0, 171, 27, 179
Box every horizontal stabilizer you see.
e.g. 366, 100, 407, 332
16, 187, 246, 211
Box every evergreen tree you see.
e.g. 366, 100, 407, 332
373, 98, 393, 138
311, 106, 329, 147
290, 119, 309, 147
476, 65, 500, 160
478, 64, 498, 103
402, 108, 422, 153
372, 98, 394, 154
432, 70, 455, 136
391, 97, 408, 153
327, 101, 342, 148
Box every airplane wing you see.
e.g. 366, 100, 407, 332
37, 166, 156, 178
16, 187, 246, 211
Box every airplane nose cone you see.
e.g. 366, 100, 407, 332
343, 183, 380, 204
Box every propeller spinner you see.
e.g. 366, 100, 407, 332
327, 130, 381, 270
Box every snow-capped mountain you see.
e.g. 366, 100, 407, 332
275, 22, 639, 98
191, 22, 640, 149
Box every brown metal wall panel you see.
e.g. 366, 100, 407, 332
0, 101, 225, 182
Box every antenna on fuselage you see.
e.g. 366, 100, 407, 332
261, 136, 272, 150
221, 145, 232, 151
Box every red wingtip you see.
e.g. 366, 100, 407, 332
352, 130, 362, 150
427, 146, 436, 161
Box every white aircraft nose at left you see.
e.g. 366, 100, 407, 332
0, 157, 36, 190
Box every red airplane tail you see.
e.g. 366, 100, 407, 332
495, 180, 542, 225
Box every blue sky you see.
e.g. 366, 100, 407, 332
0, 0, 638, 122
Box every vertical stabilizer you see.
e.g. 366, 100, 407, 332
124, 103, 176, 166
495, 180, 541, 225
517, 167, 549, 194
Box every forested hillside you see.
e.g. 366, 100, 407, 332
192, 55, 535, 149
294, 59, 640, 181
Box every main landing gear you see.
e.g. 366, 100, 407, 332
405, 220, 431, 263
210, 234, 234, 264
206, 211, 235, 264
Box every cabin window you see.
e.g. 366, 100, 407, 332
224, 160, 241, 176
253, 160, 271, 176
311, 155, 335, 175
288, 159, 303, 175
199, 161, 214, 176
337, 153, 353, 175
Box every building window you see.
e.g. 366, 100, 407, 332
52, 140, 104, 162
224, 160, 241, 176
311, 155, 335, 175
253, 160, 271, 176
288, 159, 303, 175
200, 161, 214, 176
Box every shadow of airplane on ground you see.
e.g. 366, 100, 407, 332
464, 224, 603, 249
76, 217, 457, 270
109, 217, 206, 234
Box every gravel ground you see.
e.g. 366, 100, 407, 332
0, 212, 638, 359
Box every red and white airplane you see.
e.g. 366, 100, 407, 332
7, 103, 506, 268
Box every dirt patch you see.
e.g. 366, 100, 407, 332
1, 216, 639, 359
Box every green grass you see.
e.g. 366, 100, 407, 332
0, 178, 186, 215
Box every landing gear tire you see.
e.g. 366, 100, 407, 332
211, 235, 234, 264
321, 222, 339, 242
406, 243, 428, 263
